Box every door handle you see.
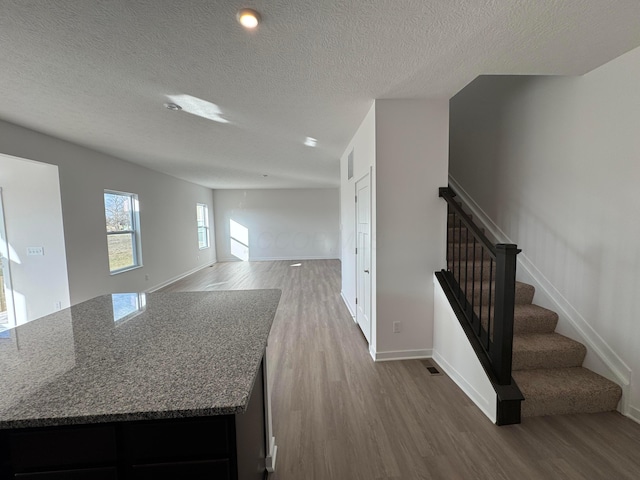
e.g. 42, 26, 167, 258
364, 269, 369, 273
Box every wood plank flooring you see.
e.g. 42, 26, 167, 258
160, 259, 640, 480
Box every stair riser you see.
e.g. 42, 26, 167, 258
521, 394, 621, 418
513, 316, 557, 335
512, 348, 586, 371
462, 282, 534, 306
448, 243, 492, 261
447, 226, 485, 242
514, 366, 623, 418
472, 306, 558, 335
447, 261, 495, 281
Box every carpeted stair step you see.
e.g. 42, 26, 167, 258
513, 304, 558, 334
513, 367, 623, 417
448, 212, 472, 226
444, 196, 624, 421
512, 333, 586, 370
462, 280, 535, 305
447, 213, 475, 228
447, 260, 495, 281
474, 303, 559, 334
448, 225, 485, 242
448, 242, 492, 261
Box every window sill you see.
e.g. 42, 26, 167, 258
110, 265, 143, 276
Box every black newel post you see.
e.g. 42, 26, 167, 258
491, 243, 521, 384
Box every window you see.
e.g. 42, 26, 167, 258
197, 203, 210, 249
104, 190, 141, 273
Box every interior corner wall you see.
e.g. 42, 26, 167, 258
212, 188, 339, 262
449, 45, 640, 419
340, 103, 376, 322
0, 119, 216, 306
374, 99, 449, 358
0, 155, 70, 324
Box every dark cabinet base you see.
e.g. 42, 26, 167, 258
1, 361, 267, 480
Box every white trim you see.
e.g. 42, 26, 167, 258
369, 346, 376, 361
217, 255, 339, 262
628, 405, 640, 425
0, 187, 17, 329
433, 351, 495, 422
340, 291, 356, 320
262, 345, 277, 473
448, 175, 632, 388
147, 262, 215, 293
104, 189, 143, 273
355, 170, 372, 345
371, 349, 432, 362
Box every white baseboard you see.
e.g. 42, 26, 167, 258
372, 349, 432, 362
448, 175, 632, 388
217, 255, 339, 262
433, 350, 495, 422
147, 262, 215, 292
628, 405, 640, 425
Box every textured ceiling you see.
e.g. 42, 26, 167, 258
1, 1, 639, 189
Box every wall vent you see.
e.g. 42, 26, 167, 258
421, 360, 443, 375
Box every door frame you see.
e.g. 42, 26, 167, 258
354, 169, 372, 345
0, 187, 16, 330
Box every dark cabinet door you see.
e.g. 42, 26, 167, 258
121, 416, 233, 463
128, 460, 231, 480
8, 426, 116, 472
13, 466, 117, 479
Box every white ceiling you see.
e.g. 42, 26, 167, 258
1, 1, 639, 189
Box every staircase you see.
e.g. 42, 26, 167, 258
447, 206, 623, 419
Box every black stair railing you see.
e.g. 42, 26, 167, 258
438, 187, 521, 385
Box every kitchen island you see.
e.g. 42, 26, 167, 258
0, 289, 282, 479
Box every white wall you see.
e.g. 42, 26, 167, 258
433, 274, 497, 423
340, 103, 376, 319
449, 45, 640, 421
0, 155, 70, 324
374, 99, 449, 360
0, 120, 216, 305
213, 188, 339, 262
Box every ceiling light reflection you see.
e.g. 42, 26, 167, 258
166, 94, 230, 124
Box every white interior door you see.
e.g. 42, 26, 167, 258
0, 187, 16, 330
355, 174, 371, 344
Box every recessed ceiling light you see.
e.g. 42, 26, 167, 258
164, 102, 182, 111
304, 137, 317, 147
237, 8, 260, 29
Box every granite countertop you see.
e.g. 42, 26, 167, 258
0, 289, 281, 429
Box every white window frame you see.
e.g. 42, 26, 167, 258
104, 189, 142, 274
197, 203, 210, 250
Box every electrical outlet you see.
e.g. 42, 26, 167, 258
54, 301, 62, 311
27, 246, 44, 256
393, 321, 401, 333
144, 274, 149, 281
